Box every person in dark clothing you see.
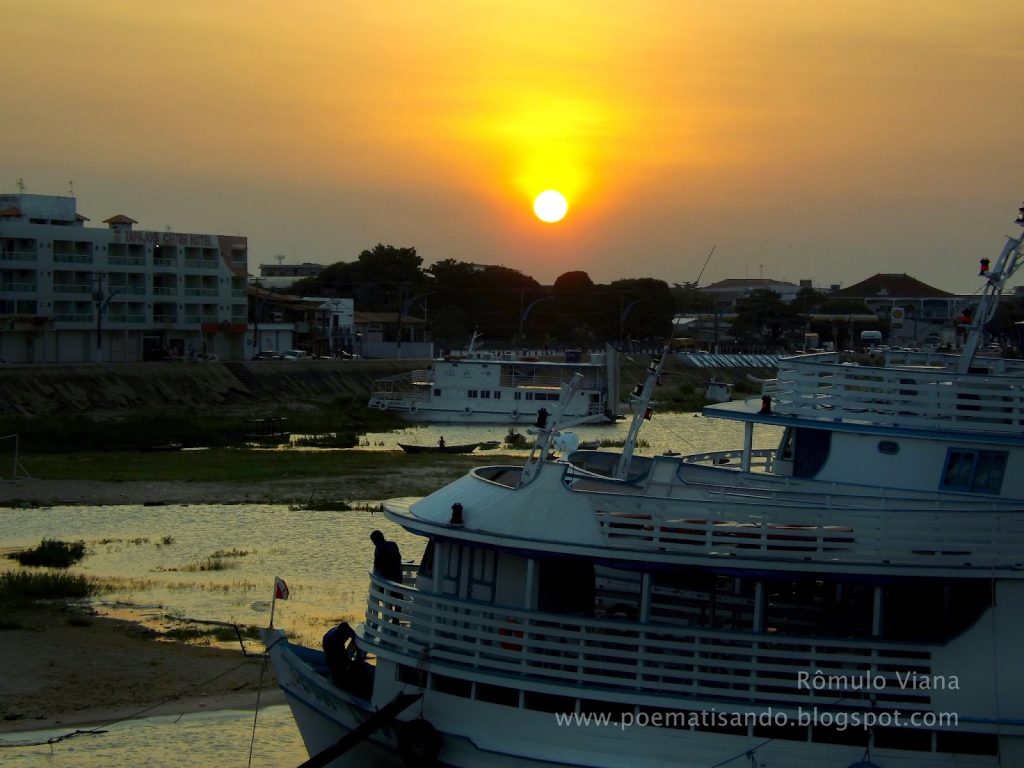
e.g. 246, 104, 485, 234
370, 530, 404, 624
370, 530, 404, 582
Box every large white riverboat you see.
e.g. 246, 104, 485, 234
267, 206, 1024, 767
367, 338, 620, 425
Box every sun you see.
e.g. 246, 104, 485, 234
533, 190, 568, 223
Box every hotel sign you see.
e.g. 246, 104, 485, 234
112, 230, 215, 247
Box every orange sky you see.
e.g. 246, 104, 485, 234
4, 1, 1024, 292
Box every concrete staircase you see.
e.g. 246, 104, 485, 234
224, 361, 272, 401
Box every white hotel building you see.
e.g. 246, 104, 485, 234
0, 193, 249, 363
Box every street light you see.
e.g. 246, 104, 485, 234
91, 272, 125, 363
517, 296, 554, 346
397, 290, 434, 359
619, 297, 651, 352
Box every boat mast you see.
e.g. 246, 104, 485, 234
519, 373, 583, 486
613, 346, 670, 480
957, 204, 1024, 373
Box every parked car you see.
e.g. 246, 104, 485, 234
282, 349, 312, 361
255, 350, 283, 360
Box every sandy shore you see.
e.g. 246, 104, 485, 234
0, 467, 487, 734
0, 605, 284, 735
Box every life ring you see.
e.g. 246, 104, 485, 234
510, 409, 520, 419
498, 620, 523, 652
463, 406, 472, 416
409, 403, 418, 415
397, 718, 441, 768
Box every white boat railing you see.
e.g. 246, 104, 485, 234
362, 575, 936, 713
769, 354, 1024, 435
679, 448, 775, 469
591, 500, 1024, 569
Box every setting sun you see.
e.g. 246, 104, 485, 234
533, 190, 568, 223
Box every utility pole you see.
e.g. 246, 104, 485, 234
92, 272, 107, 363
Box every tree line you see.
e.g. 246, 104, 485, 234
286, 244, 1023, 352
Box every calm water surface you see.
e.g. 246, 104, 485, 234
0, 413, 780, 766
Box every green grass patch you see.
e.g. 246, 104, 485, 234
8, 539, 87, 568
20, 448, 502, 483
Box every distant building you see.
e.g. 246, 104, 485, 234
354, 311, 432, 359
833, 273, 961, 347
246, 287, 355, 358
0, 193, 248, 363
699, 278, 802, 309
257, 261, 325, 289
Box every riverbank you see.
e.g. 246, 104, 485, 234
0, 451, 508, 506
0, 604, 284, 735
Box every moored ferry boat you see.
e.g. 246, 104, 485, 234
367, 337, 620, 425
267, 206, 1024, 767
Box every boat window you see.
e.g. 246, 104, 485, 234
440, 543, 465, 596
537, 558, 595, 615
493, 391, 501, 399
514, 391, 521, 400
431, 673, 471, 698
418, 539, 435, 579
649, 570, 754, 630
764, 577, 872, 638
468, 389, 478, 398
883, 579, 991, 641
524, 691, 575, 713
480, 390, 491, 399
778, 428, 794, 460
877, 441, 899, 455
792, 428, 830, 478
468, 546, 497, 602
433, 388, 441, 397
941, 449, 1007, 494
475, 683, 519, 707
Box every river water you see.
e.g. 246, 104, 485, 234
0, 413, 781, 766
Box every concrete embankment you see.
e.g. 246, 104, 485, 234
0, 357, 777, 419
0, 359, 428, 418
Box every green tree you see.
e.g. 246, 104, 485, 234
730, 290, 803, 350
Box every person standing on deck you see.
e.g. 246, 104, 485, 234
370, 530, 403, 583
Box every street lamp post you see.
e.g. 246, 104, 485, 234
397, 290, 434, 359
517, 296, 554, 348
92, 272, 125, 363
619, 297, 652, 352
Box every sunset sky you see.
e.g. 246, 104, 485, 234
4, 1, 1024, 293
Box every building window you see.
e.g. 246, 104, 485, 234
941, 449, 1007, 494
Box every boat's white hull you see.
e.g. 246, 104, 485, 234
270, 632, 997, 768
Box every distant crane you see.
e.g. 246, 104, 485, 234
693, 245, 715, 288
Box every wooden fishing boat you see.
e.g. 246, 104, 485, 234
397, 441, 479, 454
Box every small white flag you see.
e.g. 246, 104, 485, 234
274, 576, 290, 601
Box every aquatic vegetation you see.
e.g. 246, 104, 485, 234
0, 571, 94, 603
290, 498, 353, 512
598, 438, 650, 449
189, 557, 236, 572
159, 535, 175, 546
209, 547, 252, 559
8, 538, 87, 568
